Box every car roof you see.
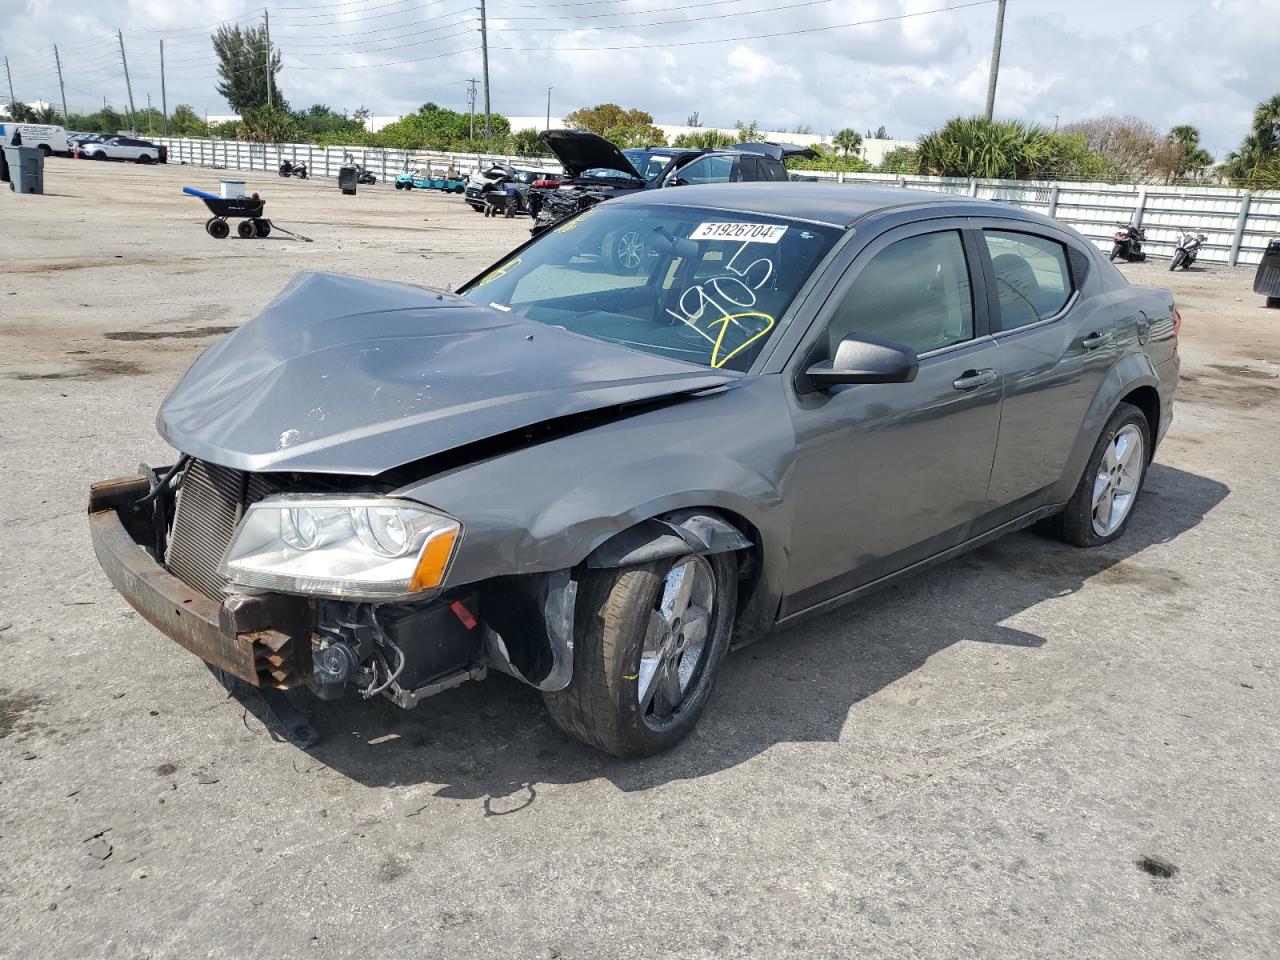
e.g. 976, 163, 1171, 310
608, 182, 1046, 229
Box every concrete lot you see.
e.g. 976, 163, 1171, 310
1, 159, 1278, 959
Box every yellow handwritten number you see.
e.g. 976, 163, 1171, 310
710, 311, 775, 368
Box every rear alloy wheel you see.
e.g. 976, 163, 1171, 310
1041, 402, 1150, 547
544, 552, 737, 757
604, 229, 649, 273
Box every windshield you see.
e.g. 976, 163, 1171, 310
622, 149, 676, 182
461, 203, 843, 372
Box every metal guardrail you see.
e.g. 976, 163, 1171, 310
156, 137, 1280, 267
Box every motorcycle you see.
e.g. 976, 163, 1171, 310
1110, 224, 1146, 262
343, 154, 377, 185
278, 159, 308, 179
1170, 228, 1207, 271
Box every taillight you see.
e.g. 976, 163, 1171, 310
1172, 306, 1182, 340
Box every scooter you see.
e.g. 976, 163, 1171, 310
1110, 224, 1146, 262
1170, 228, 1207, 271
278, 160, 308, 179
343, 154, 377, 185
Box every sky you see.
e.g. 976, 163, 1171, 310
1, 0, 1276, 157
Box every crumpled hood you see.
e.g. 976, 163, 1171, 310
158, 272, 734, 476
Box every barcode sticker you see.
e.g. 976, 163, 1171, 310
690, 222, 788, 244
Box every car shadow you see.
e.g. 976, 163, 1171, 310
231, 462, 1227, 796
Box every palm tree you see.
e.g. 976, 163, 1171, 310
833, 128, 863, 157
1223, 93, 1280, 186
916, 117, 1053, 180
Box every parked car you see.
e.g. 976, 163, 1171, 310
530, 130, 812, 238
79, 135, 166, 164
88, 184, 1179, 758
0, 122, 68, 156
464, 164, 559, 214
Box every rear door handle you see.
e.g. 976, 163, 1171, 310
953, 368, 998, 391
1081, 331, 1111, 350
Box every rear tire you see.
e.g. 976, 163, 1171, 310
254, 219, 271, 238
1040, 402, 1151, 547
1109, 244, 1122, 262
236, 219, 256, 239
543, 552, 738, 758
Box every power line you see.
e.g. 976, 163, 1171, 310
487, 0, 834, 21
486, 0, 868, 31
489, 0, 996, 50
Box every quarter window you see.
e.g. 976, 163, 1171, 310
677, 154, 739, 184
983, 230, 1073, 330
824, 231, 974, 357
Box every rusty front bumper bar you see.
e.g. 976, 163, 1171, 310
88, 476, 311, 689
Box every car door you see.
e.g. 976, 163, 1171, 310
781, 220, 1002, 615
970, 220, 1120, 525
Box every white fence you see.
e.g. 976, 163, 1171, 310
156, 137, 1280, 267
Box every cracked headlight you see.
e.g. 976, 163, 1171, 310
219, 495, 461, 600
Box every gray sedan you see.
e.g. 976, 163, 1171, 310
89, 184, 1179, 757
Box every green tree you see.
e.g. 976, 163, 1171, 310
212, 24, 283, 113
371, 102, 510, 151
916, 117, 1058, 179
733, 120, 765, 143
832, 127, 863, 157
876, 145, 917, 173
1060, 116, 1168, 182
65, 107, 128, 133
672, 129, 736, 148
510, 127, 546, 156
6, 100, 38, 122
236, 104, 298, 143
1222, 94, 1280, 187
564, 103, 665, 147
170, 104, 210, 137
292, 104, 367, 145
1159, 125, 1213, 182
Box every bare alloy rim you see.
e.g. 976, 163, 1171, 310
637, 555, 716, 729
1092, 423, 1144, 537
617, 230, 646, 270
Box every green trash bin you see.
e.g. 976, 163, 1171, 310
4, 146, 44, 194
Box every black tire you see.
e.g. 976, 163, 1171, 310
279, 169, 289, 178
1109, 244, 1122, 262
603, 228, 650, 274
1170, 250, 1184, 271
208, 218, 230, 240
543, 552, 737, 758
1039, 402, 1151, 548
453, 184, 465, 194
298, 170, 307, 180
93, 152, 107, 161
1267, 297, 1280, 309
136, 154, 153, 164
38, 144, 51, 157
236, 219, 256, 239
254, 219, 271, 238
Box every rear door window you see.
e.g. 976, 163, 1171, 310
982, 230, 1074, 330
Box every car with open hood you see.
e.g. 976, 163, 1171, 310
530, 130, 812, 243
89, 184, 1180, 758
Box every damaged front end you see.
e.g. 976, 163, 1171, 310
88, 458, 582, 719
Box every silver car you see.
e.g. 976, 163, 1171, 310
89, 184, 1180, 757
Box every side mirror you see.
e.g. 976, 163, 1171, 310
667, 176, 690, 187
801, 334, 919, 391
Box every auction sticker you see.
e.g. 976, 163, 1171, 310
690, 222, 788, 243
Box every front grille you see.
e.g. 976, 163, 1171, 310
165, 460, 247, 599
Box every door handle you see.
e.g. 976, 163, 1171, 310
1081, 331, 1111, 350
953, 368, 998, 391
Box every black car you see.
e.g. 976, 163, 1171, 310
530, 130, 812, 236
464, 164, 559, 215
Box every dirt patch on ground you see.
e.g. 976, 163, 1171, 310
0, 689, 45, 741
8, 357, 148, 381
103, 326, 238, 342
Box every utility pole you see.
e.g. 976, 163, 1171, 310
478, 0, 491, 138
465, 78, 478, 140
4, 56, 14, 112
117, 29, 137, 133
146, 91, 152, 133
264, 8, 272, 109
160, 39, 168, 135
546, 86, 552, 131
54, 46, 69, 121
983, 0, 1006, 121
